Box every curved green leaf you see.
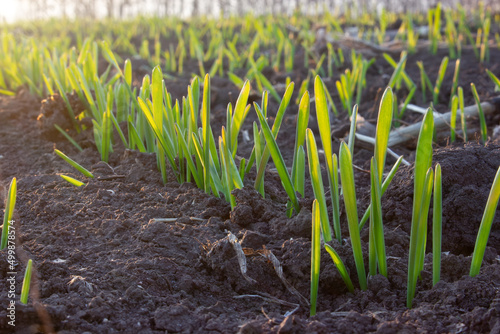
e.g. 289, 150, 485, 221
254, 103, 299, 214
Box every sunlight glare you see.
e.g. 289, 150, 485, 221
0, 0, 20, 23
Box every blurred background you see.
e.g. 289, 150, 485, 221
1, 0, 499, 23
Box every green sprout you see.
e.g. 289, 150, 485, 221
310, 199, 321, 316
433, 57, 449, 106
486, 69, 500, 91
315, 76, 341, 241
20, 259, 33, 305
60, 175, 86, 187
470, 166, 500, 277
470, 83, 488, 143
458, 86, 467, 142
339, 142, 367, 291
433, 164, 442, 286
292, 91, 310, 198
324, 245, 354, 293
54, 149, 94, 179
407, 109, 434, 308
306, 128, 333, 242
428, 3, 442, 55
450, 95, 458, 142
254, 103, 300, 215
0, 178, 17, 250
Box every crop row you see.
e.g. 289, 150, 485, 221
0, 3, 500, 313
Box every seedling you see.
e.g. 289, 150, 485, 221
0, 178, 17, 250
470, 83, 488, 143
54, 149, 94, 178
291, 91, 310, 198
470, 166, 500, 277
428, 3, 442, 55
324, 244, 354, 293
433, 57, 449, 106
368, 87, 394, 277
254, 103, 300, 215
444, 9, 460, 58
315, 76, 341, 241
433, 164, 442, 286
20, 259, 33, 305
253, 84, 294, 197
450, 95, 458, 142
458, 86, 467, 142
407, 109, 434, 308
385, 52, 414, 91
480, 17, 491, 63
348, 105, 357, 154
417, 61, 432, 102
359, 156, 404, 230
310, 200, 321, 316
486, 69, 500, 91
339, 142, 367, 290
369, 159, 386, 276
405, 13, 418, 54
60, 175, 85, 187
306, 128, 333, 242
450, 59, 461, 103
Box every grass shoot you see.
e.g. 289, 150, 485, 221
60, 175, 86, 187
339, 142, 367, 290
0, 177, 17, 250
306, 128, 333, 242
470, 83, 488, 143
254, 102, 300, 215
433, 164, 442, 286
310, 200, 321, 316
315, 76, 341, 241
470, 166, 500, 277
54, 149, 94, 178
407, 109, 434, 308
20, 259, 33, 305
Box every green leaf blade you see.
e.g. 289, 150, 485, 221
315, 75, 341, 241
407, 109, 434, 308
375, 87, 393, 183
324, 244, 355, 293
0, 178, 17, 250
339, 142, 366, 290
254, 103, 299, 214
20, 259, 33, 305
370, 158, 387, 277
433, 163, 442, 285
60, 174, 85, 187
54, 149, 94, 178
306, 129, 332, 242
470, 166, 500, 277
310, 200, 321, 316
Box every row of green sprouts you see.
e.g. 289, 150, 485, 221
49, 64, 500, 313
1, 2, 500, 114
1, 30, 499, 307
1, 16, 499, 311
2, 34, 495, 164
2, 32, 498, 155
309, 82, 500, 314
1, 2, 499, 97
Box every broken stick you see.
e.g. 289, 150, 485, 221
387, 96, 500, 147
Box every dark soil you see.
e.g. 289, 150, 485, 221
0, 42, 500, 333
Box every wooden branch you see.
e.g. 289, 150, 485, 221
387, 96, 500, 147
